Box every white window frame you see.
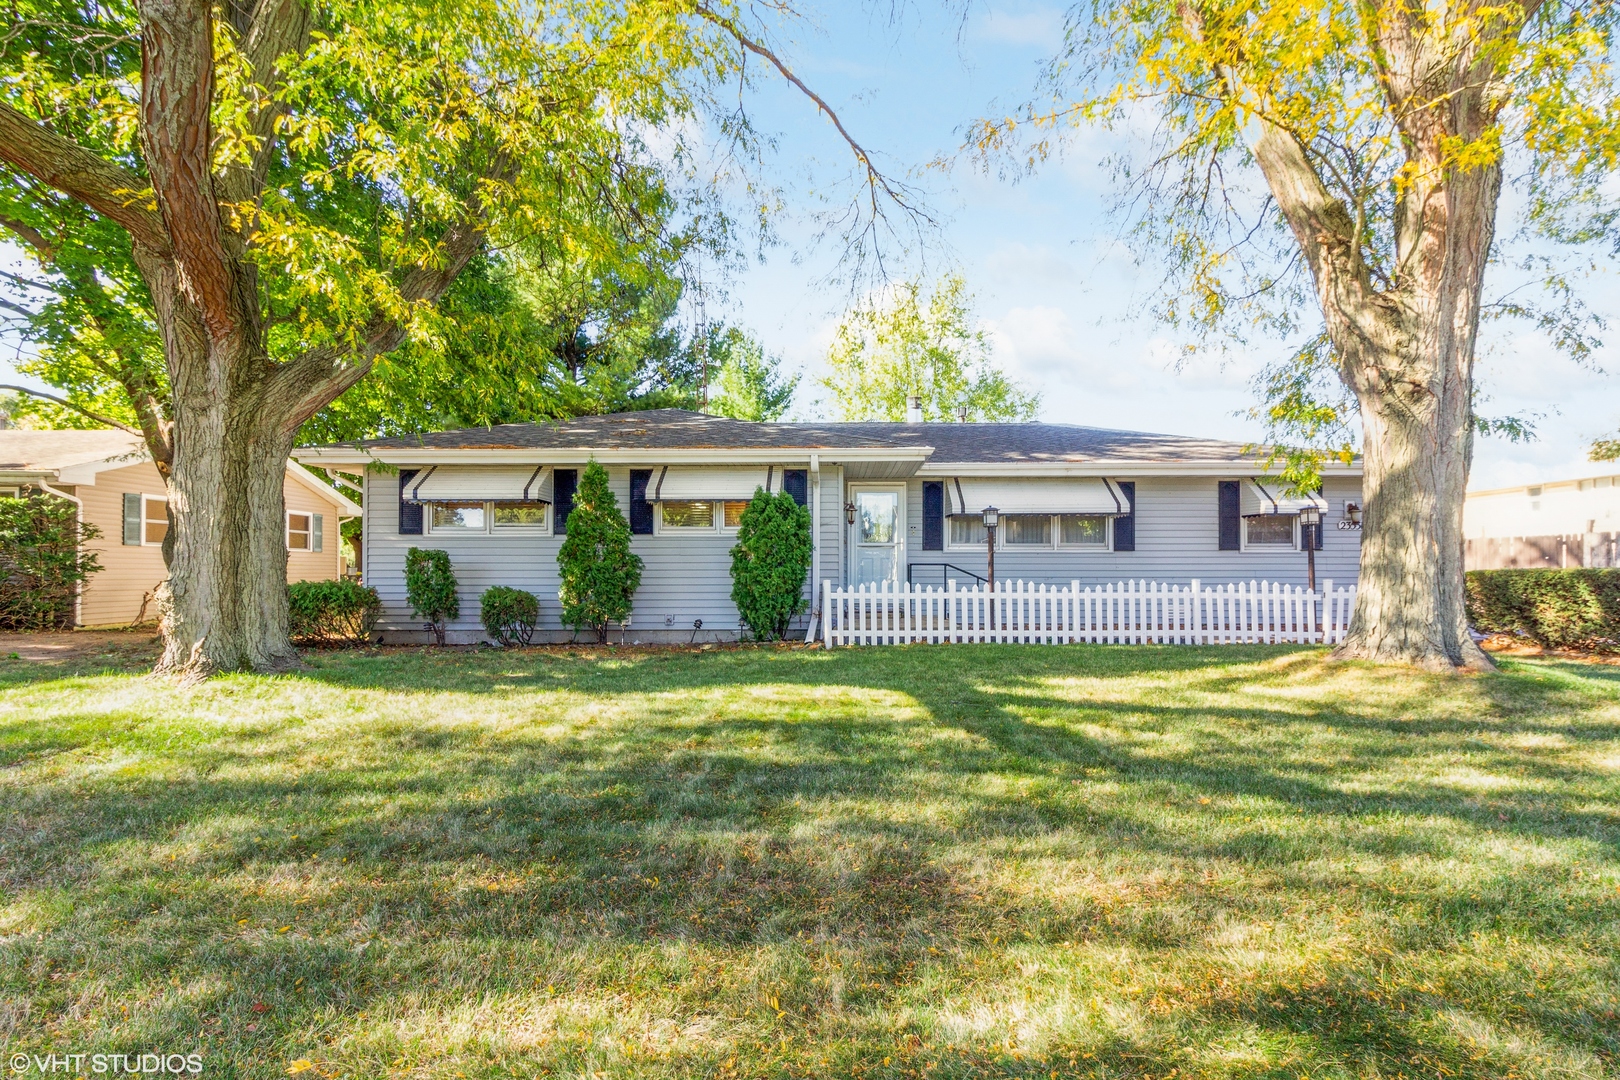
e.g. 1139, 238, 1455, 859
0, 486, 20, 499
286, 510, 313, 552
424, 500, 551, 536
946, 512, 1115, 553
654, 500, 721, 535
141, 494, 169, 547
1240, 513, 1300, 551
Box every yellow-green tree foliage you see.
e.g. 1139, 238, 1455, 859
820, 274, 1038, 422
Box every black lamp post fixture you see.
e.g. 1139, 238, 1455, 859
982, 505, 999, 591
1298, 505, 1320, 592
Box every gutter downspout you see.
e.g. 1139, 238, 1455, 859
805, 454, 820, 643
38, 479, 85, 628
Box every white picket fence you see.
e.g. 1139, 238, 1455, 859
820, 578, 1356, 647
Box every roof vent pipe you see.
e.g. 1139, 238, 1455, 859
957, 405, 969, 423
906, 395, 923, 424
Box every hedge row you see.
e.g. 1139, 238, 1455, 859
1465, 569, 1620, 651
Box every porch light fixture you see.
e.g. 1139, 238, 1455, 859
844, 501, 857, 526
1344, 501, 1361, 526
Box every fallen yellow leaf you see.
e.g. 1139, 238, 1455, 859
286, 1060, 313, 1075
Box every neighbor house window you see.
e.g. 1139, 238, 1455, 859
287, 512, 312, 550
425, 501, 548, 535
949, 513, 1112, 551
143, 495, 168, 546
1059, 514, 1108, 547
1243, 514, 1297, 548
659, 501, 715, 529
0, 486, 19, 499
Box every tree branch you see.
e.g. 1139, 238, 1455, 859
0, 213, 57, 263
0, 103, 171, 254
693, 3, 931, 226
0, 384, 143, 434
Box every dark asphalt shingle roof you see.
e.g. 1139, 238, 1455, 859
320, 408, 1261, 464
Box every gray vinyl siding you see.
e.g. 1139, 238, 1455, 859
875, 474, 1362, 590
364, 465, 810, 644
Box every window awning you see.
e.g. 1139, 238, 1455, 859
945, 477, 1130, 516
650, 466, 781, 501
405, 465, 553, 503
1241, 478, 1328, 516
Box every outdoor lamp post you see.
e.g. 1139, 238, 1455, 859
1298, 504, 1322, 637
1298, 504, 1321, 592
982, 505, 999, 592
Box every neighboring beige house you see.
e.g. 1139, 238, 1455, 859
0, 429, 360, 626
1464, 471, 1620, 569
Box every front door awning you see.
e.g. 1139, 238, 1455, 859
1241, 478, 1328, 516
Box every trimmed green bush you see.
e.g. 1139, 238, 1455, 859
730, 488, 813, 641
481, 585, 539, 646
0, 494, 102, 630
287, 579, 381, 645
1465, 568, 1620, 651
405, 548, 459, 645
557, 460, 642, 643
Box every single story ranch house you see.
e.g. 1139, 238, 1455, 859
296, 408, 1364, 644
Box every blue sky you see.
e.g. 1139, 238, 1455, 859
713, 0, 1620, 491
3, 0, 1614, 491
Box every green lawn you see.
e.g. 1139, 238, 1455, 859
2, 644, 1617, 1079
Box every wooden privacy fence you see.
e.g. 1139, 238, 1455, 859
821, 578, 1356, 647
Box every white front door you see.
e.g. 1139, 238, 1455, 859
850, 486, 904, 586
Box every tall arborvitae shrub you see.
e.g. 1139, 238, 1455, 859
405, 547, 458, 645
730, 488, 812, 641
0, 494, 102, 630
557, 460, 642, 643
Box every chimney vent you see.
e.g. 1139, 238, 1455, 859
957, 406, 969, 423
906, 395, 923, 424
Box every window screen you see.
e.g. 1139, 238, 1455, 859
950, 516, 988, 546
1059, 514, 1108, 546
144, 497, 169, 545
287, 512, 312, 550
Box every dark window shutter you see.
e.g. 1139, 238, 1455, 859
922, 481, 944, 551
783, 469, 808, 507
1218, 481, 1241, 550
1113, 481, 1136, 552
398, 470, 423, 535
628, 469, 654, 534
122, 492, 142, 545
554, 469, 577, 534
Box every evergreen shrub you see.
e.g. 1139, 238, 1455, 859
405, 547, 459, 645
729, 488, 812, 641
481, 585, 539, 646
557, 460, 642, 643
287, 579, 381, 645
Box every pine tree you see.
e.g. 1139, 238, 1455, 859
730, 489, 813, 641
557, 461, 643, 643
